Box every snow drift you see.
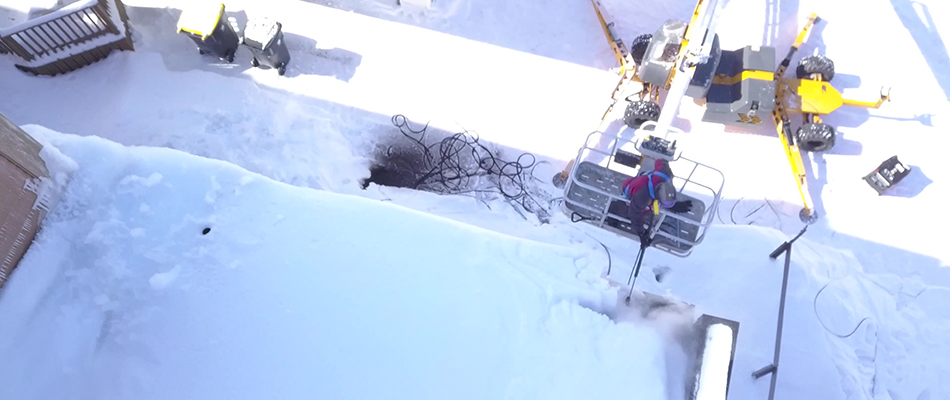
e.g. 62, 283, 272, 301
2, 125, 945, 400
0, 127, 680, 400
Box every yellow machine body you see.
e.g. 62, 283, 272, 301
784, 78, 890, 115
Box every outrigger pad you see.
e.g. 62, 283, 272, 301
863, 155, 911, 195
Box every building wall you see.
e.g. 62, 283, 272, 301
0, 113, 50, 290
0, 157, 46, 287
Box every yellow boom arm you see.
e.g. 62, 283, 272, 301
772, 13, 820, 222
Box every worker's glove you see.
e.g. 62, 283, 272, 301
669, 200, 693, 214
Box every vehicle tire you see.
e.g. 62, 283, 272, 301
630, 33, 652, 65
623, 100, 661, 129
277, 64, 287, 76
796, 55, 835, 82
251, 57, 259, 67
795, 122, 836, 152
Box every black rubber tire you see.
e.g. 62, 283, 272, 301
630, 33, 653, 65
623, 100, 661, 129
251, 57, 259, 67
796, 55, 835, 82
795, 122, 836, 152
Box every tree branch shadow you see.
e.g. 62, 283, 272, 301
890, 0, 950, 101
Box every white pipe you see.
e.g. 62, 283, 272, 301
695, 323, 734, 400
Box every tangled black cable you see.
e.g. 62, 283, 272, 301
386, 114, 554, 220
716, 196, 783, 231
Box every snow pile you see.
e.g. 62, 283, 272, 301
1, 126, 946, 400
0, 128, 680, 400
25, 126, 79, 215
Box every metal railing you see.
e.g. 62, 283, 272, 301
0, 0, 120, 61
563, 128, 725, 257
0, 0, 132, 75
752, 226, 808, 400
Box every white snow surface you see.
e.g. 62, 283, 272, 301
0, 127, 672, 400
1, 0, 949, 399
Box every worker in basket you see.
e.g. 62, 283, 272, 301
621, 159, 694, 244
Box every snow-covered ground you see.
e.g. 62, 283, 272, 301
1, 0, 949, 399
1, 127, 680, 400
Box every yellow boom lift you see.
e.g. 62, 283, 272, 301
556, 7, 890, 224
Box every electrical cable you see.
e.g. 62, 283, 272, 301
764, 197, 784, 232
725, 197, 782, 228
386, 114, 553, 220
813, 282, 872, 338
812, 261, 875, 339
564, 221, 613, 276
729, 197, 743, 224
600, 241, 612, 275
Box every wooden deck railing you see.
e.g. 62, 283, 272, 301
0, 0, 133, 76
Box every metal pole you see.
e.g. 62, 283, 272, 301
625, 243, 648, 300
767, 247, 792, 400
753, 226, 806, 400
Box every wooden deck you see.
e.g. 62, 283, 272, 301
0, 113, 52, 290
0, 0, 134, 76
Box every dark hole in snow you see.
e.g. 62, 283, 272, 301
360, 146, 424, 190
202, 227, 211, 235
359, 114, 555, 224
